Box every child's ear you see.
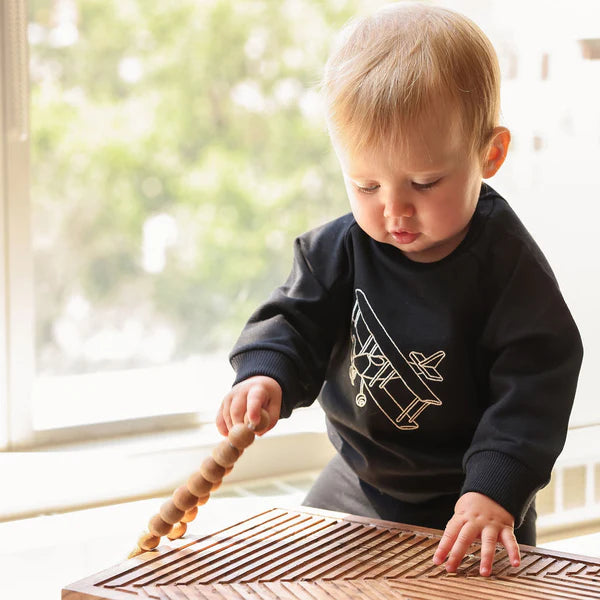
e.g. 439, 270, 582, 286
482, 127, 511, 178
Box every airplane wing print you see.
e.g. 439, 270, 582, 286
349, 289, 445, 430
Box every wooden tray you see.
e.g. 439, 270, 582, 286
63, 506, 600, 599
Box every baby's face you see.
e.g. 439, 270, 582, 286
334, 126, 485, 263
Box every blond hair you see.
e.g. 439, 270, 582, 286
323, 2, 501, 159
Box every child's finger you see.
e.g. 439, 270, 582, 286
221, 395, 233, 431
246, 384, 268, 426
499, 526, 521, 568
215, 408, 229, 436
478, 527, 500, 576
262, 403, 279, 434
444, 523, 478, 572
229, 392, 247, 425
433, 517, 462, 565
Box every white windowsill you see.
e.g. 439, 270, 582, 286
0, 406, 335, 521
3, 419, 600, 523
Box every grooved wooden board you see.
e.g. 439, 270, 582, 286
63, 507, 600, 599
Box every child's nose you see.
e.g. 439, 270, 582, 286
383, 193, 415, 218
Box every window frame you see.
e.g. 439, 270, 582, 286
0, 0, 331, 466
2, 0, 35, 451
0, 1, 330, 459
0, 3, 334, 522
0, 0, 236, 450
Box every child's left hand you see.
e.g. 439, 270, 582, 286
432, 492, 521, 576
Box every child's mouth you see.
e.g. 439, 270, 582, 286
391, 230, 419, 245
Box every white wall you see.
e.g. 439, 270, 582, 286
443, 0, 600, 427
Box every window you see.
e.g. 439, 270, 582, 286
6, 0, 360, 447
466, 0, 600, 429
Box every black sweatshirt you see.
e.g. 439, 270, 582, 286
230, 184, 583, 526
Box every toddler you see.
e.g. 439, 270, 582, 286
216, 2, 583, 576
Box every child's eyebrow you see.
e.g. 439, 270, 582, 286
346, 166, 448, 180
344, 152, 458, 180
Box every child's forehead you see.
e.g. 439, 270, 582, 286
334, 120, 469, 176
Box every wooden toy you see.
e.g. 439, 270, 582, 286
128, 410, 270, 558
63, 506, 600, 599
64, 409, 600, 598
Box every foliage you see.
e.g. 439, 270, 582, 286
29, 0, 375, 373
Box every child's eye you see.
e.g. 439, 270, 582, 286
355, 184, 380, 194
412, 178, 441, 191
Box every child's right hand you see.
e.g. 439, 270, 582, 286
216, 375, 282, 437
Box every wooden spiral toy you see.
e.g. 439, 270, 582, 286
128, 410, 270, 558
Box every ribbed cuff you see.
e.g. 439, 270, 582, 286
230, 349, 302, 418
461, 450, 538, 526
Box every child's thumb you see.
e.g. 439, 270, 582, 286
246, 384, 268, 425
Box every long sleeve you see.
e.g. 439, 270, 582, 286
461, 235, 583, 525
230, 215, 355, 417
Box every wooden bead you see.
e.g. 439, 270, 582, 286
199, 456, 226, 483
211, 479, 222, 492
128, 409, 272, 558
211, 440, 240, 468
228, 423, 255, 450
148, 513, 173, 537
187, 471, 212, 497
138, 532, 161, 551
128, 546, 144, 559
172, 486, 198, 511
181, 506, 198, 523
244, 409, 270, 433
159, 500, 185, 525
167, 521, 187, 540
